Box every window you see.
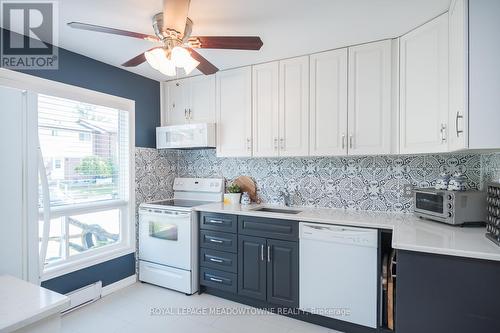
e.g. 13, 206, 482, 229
79, 132, 91, 141
54, 159, 61, 169
38, 93, 133, 275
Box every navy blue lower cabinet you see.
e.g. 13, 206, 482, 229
396, 250, 500, 333
237, 235, 267, 301
266, 239, 299, 308
199, 212, 381, 333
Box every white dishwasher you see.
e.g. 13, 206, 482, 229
299, 222, 378, 329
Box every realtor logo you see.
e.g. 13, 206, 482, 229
1, 0, 58, 69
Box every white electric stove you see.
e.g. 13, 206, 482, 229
138, 178, 224, 294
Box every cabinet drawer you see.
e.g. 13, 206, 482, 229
200, 267, 237, 293
238, 216, 298, 241
200, 213, 237, 233
200, 230, 237, 253
200, 248, 237, 273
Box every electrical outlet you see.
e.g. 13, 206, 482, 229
403, 184, 414, 198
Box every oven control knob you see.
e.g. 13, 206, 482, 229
447, 203, 452, 209
448, 212, 453, 218
448, 195, 453, 200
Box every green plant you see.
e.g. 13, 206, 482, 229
75, 156, 114, 178
226, 183, 241, 193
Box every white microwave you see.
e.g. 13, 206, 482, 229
156, 123, 216, 149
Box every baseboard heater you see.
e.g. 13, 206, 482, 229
62, 281, 102, 314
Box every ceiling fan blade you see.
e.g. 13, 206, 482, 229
163, 0, 191, 36
188, 36, 263, 50
122, 47, 160, 67
187, 48, 218, 75
68, 22, 159, 42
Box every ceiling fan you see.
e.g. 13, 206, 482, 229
67, 0, 263, 76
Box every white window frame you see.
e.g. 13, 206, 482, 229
0, 69, 136, 281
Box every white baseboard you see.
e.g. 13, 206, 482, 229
101, 275, 137, 297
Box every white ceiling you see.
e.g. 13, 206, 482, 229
18, 0, 452, 81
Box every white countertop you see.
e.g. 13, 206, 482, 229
0, 275, 69, 333
194, 203, 500, 262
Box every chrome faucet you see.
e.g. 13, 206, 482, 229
280, 189, 292, 207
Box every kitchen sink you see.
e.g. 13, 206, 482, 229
254, 207, 302, 214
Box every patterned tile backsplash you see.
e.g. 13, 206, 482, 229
135, 148, 500, 214
135, 148, 177, 210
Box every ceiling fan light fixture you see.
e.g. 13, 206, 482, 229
183, 56, 200, 75
158, 59, 177, 76
171, 46, 197, 68
144, 48, 166, 70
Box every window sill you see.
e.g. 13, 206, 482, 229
41, 245, 135, 281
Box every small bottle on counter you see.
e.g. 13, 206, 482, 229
241, 192, 251, 205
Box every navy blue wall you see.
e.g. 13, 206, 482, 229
41, 253, 136, 294
1, 28, 160, 148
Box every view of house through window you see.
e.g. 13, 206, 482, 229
38, 94, 130, 266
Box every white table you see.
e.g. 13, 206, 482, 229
0, 275, 69, 333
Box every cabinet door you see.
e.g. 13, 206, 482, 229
309, 49, 348, 156
189, 75, 216, 123
279, 56, 309, 157
396, 250, 500, 333
165, 80, 189, 125
216, 67, 252, 157
238, 235, 267, 301
400, 13, 449, 154
468, 0, 500, 149
348, 40, 394, 155
266, 239, 298, 308
252, 62, 279, 157
448, 0, 468, 151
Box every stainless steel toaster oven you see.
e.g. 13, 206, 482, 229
413, 188, 486, 225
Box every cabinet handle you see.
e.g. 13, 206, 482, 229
440, 123, 447, 143
184, 108, 188, 119
280, 138, 285, 150
260, 244, 264, 261
189, 108, 192, 120
455, 112, 464, 137
209, 257, 224, 263
209, 238, 223, 244
209, 277, 223, 283
349, 135, 354, 149
342, 134, 346, 150
267, 245, 271, 262
208, 219, 223, 224
274, 137, 278, 151
246, 138, 252, 151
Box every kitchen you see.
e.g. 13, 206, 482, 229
1, 1, 500, 333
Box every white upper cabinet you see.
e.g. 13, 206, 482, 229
216, 67, 253, 157
279, 56, 310, 157
399, 13, 449, 154
163, 75, 216, 125
165, 79, 189, 125
348, 40, 396, 155
467, 0, 500, 149
189, 75, 216, 123
252, 62, 279, 157
309, 49, 348, 156
448, 0, 468, 151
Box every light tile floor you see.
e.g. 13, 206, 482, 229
61, 282, 343, 333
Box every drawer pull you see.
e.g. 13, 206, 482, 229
209, 277, 223, 283
209, 238, 223, 244
208, 219, 223, 224
209, 258, 224, 263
